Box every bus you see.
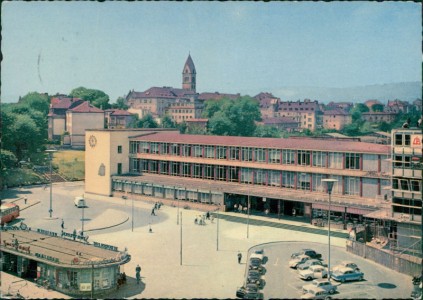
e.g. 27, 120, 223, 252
0, 203, 20, 225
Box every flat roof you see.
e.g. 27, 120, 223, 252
1, 229, 130, 269
129, 132, 390, 154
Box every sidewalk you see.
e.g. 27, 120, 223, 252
0, 272, 70, 299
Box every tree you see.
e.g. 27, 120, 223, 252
161, 115, 176, 128
70, 87, 110, 109
371, 103, 384, 112
136, 114, 158, 128
19, 92, 50, 114
8, 114, 40, 161
0, 150, 17, 169
111, 97, 128, 110
254, 125, 280, 138
353, 103, 370, 113
204, 96, 261, 137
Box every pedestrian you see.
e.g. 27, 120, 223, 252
135, 264, 141, 284
234, 203, 238, 212
61, 219, 64, 229
237, 251, 242, 264
206, 211, 210, 220
151, 208, 156, 216
292, 208, 296, 217
194, 217, 198, 225
72, 229, 76, 241
24, 197, 27, 204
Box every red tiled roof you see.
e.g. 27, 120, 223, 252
130, 132, 389, 154
128, 87, 196, 99
69, 101, 104, 113
105, 109, 133, 116
51, 97, 83, 109
278, 100, 320, 111
323, 109, 349, 116
198, 92, 241, 101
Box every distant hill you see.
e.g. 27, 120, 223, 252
272, 82, 421, 103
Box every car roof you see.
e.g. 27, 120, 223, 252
307, 286, 326, 292
296, 254, 310, 259
337, 266, 354, 272
310, 265, 324, 270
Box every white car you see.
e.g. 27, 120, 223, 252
289, 254, 311, 269
332, 261, 360, 272
301, 286, 332, 299
299, 265, 329, 281
303, 279, 337, 294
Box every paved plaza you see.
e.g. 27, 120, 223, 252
0, 182, 414, 299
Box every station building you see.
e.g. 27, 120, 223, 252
0, 228, 130, 296
85, 128, 391, 230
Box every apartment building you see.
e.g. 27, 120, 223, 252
323, 109, 352, 130
85, 129, 391, 230
390, 128, 422, 256
275, 99, 322, 131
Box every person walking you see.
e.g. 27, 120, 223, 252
135, 264, 141, 284
237, 251, 242, 264
151, 208, 156, 216
24, 197, 27, 204
61, 219, 64, 229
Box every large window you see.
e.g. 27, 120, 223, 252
182, 145, 191, 157
254, 169, 267, 185
282, 150, 295, 165
130, 141, 139, 154
297, 150, 311, 166
312, 152, 327, 167
217, 166, 226, 180
193, 145, 203, 157
240, 168, 253, 184
150, 143, 159, 154
394, 155, 411, 168
344, 176, 360, 195
312, 174, 325, 192
160, 161, 169, 174
170, 162, 179, 176
204, 164, 214, 179
254, 148, 266, 163
298, 172, 310, 190
160, 143, 169, 155
268, 149, 281, 164
193, 164, 202, 178
241, 147, 253, 161
130, 158, 141, 173
229, 147, 240, 160
328, 175, 342, 194
140, 142, 149, 153
269, 170, 281, 186
182, 163, 190, 177
149, 160, 158, 173
171, 144, 180, 156
395, 133, 411, 146
345, 153, 360, 169
229, 166, 239, 182
328, 152, 343, 169
217, 146, 227, 159
282, 171, 295, 188
205, 146, 215, 158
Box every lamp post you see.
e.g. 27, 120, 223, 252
82, 203, 85, 235
247, 191, 250, 238
131, 182, 134, 232
322, 178, 337, 282
216, 207, 220, 251
45, 149, 57, 219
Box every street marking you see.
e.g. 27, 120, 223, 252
274, 258, 279, 266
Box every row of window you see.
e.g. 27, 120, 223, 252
128, 158, 387, 196
129, 142, 364, 170
392, 178, 421, 192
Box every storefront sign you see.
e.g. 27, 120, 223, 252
37, 228, 58, 237
93, 241, 118, 252
35, 252, 59, 263
61, 231, 89, 242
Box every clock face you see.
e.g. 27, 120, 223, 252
89, 135, 97, 148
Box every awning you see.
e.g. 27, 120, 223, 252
312, 203, 345, 213
347, 207, 374, 215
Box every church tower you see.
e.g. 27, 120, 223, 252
182, 54, 196, 92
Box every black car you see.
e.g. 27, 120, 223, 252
236, 284, 263, 299
291, 249, 322, 260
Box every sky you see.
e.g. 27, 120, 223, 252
1, 1, 421, 103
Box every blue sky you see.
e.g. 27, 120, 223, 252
1, 1, 421, 103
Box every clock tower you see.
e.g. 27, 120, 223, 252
182, 54, 196, 92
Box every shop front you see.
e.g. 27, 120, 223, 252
1, 229, 131, 296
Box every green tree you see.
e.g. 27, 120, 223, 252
0, 150, 18, 169
9, 114, 40, 161
254, 125, 281, 138
371, 103, 384, 112
353, 103, 370, 113
136, 114, 158, 128
19, 92, 50, 114
70, 87, 110, 109
161, 115, 176, 128
178, 121, 187, 134
208, 111, 233, 135
378, 121, 392, 132
111, 97, 128, 110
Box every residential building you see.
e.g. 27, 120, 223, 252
85, 129, 391, 231
48, 97, 83, 140
326, 101, 354, 112
362, 112, 397, 123
261, 117, 299, 132
323, 109, 352, 130
104, 109, 136, 129
389, 128, 422, 257
254, 92, 280, 119
386, 99, 411, 113
165, 101, 204, 124
198, 92, 241, 102
65, 101, 104, 148
275, 99, 322, 131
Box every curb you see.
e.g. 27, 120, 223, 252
84, 216, 129, 232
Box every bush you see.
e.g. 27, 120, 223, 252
1, 150, 18, 168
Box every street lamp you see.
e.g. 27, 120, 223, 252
216, 207, 219, 251
247, 190, 250, 238
45, 149, 57, 219
322, 178, 338, 282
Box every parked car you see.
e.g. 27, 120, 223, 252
301, 286, 332, 299
236, 284, 263, 299
298, 259, 325, 271
331, 267, 364, 283
299, 265, 329, 281
250, 249, 266, 263
291, 249, 322, 259
303, 279, 337, 294
74, 196, 86, 208
331, 261, 360, 272
246, 270, 263, 286
289, 254, 311, 269
248, 258, 265, 273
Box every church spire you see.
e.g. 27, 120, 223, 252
182, 54, 196, 92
